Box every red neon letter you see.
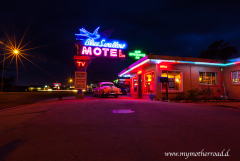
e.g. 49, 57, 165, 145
93, 47, 102, 56
81, 62, 86, 67
82, 46, 92, 55
119, 49, 125, 58
110, 49, 117, 57
160, 65, 167, 68
102, 48, 109, 57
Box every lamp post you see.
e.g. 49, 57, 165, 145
69, 78, 73, 88
1, 49, 19, 92
13, 49, 19, 87
1, 53, 5, 92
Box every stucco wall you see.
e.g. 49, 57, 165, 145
155, 64, 224, 100
223, 64, 240, 99
130, 63, 224, 100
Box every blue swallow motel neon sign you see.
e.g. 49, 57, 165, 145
75, 27, 127, 49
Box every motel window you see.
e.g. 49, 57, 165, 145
199, 72, 217, 85
144, 71, 154, 93
161, 70, 182, 91
132, 77, 138, 93
231, 71, 240, 84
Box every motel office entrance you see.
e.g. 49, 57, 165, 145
138, 74, 142, 98
131, 70, 154, 99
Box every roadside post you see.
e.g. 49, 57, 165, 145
74, 56, 94, 99
158, 77, 169, 100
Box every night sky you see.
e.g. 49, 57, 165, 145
1, 0, 240, 86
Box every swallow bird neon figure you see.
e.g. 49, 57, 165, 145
75, 27, 100, 40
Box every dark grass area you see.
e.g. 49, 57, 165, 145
0, 91, 79, 110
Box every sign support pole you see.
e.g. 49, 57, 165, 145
166, 82, 168, 100
77, 68, 85, 95
75, 57, 95, 99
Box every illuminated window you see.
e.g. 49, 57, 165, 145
161, 70, 182, 91
231, 71, 240, 84
144, 71, 154, 93
132, 77, 138, 93
199, 72, 217, 85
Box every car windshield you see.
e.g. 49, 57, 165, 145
101, 84, 113, 87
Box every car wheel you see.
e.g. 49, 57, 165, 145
114, 95, 118, 98
105, 94, 108, 98
100, 92, 104, 98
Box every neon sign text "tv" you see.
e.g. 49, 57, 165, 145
75, 60, 88, 68
129, 50, 146, 59
81, 46, 125, 58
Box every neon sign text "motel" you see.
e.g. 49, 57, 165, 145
82, 46, 125, 57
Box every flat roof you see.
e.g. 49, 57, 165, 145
118, 55, 237, 77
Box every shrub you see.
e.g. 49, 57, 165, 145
187, 88, 199, 100
199, 87, 214, 99
162, 97, 166, 101
212, 96, 220, 100
173, 92, 187, 101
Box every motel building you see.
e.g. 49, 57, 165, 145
118, 54, 240, 100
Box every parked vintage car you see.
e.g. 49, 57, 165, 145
92, 82, 121, 98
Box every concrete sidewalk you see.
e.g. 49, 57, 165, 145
1, 98, 240, 160
193, 101, 240, 109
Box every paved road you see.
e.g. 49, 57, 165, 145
1, 97, 240, 161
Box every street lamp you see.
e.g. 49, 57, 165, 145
13, 50, 19, 54
1, 49, 19, 92
69, 78, 73, 89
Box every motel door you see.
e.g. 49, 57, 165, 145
138, 75, 142, 98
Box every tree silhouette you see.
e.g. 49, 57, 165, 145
199, 40, 237, 60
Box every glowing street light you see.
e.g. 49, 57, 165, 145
0, 29, 54, 88
13, 49, 19, 54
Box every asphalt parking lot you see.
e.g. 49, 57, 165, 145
1, 97, 240, 161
